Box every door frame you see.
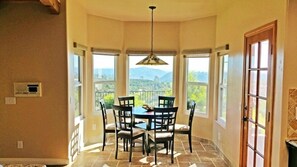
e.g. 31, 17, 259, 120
240, 21, 277, 167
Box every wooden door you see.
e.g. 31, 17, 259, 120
241, 21, 276, 167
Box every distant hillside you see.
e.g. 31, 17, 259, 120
94, 68, 114, 80
160, 71, 208, 82
93, 67, 208, 82
160, 72, 173, 82
195, 72, 208, 82
129, 67, 167, 80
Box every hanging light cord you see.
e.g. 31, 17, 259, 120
135, 6, 167, 65
150, 6, 156, 55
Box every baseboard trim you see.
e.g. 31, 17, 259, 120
0, 158, 68, 165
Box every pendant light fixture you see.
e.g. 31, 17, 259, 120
136, 6, 168, 65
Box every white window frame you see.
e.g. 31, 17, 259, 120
93, 53, 118, 113
217, 54, 229, 127
184, 54, 210, 117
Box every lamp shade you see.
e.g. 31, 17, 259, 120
136, 53, 168, 65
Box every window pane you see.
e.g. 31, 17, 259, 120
256, 154, 264, 167
74, 86, 81, 117
93, 54, 116, 111
218, 55, 228, 122
248, 122, 255, 148
249, 70, 257, 95
188, 57, 209, 83
256, 127, 265, 156
259, 70, 267, 98
219, 87, 227, 120
248, 96, 257, 121
186, 56, 210, 116
128, 55, 173, 106
187, 84, 208, 114
247, 147, 254, 167
251, 43, 258, 68
260, 40, 269, 68
74, 55, 80, 82
93, 55, 115, 81
258, 99, 267, 127
94, 83, 115, 110
73, 54, 83, 119
222, 55, 229, 84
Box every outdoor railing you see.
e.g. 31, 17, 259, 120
94, 90, 170, 110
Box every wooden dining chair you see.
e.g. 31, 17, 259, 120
99, 99, 115, 151
118, 96, 145, 125
113, 105, 146, 162
154, 96, 176, 127
118, 96, 135, 107
175, 101, 196, 153
158, 96, 175, 108
147, 107, 179, 164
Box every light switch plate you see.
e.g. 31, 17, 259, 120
5, 97, 16, 104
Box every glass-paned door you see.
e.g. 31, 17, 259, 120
241, 22, 276, 167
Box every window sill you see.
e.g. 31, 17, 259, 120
75, 115, 85, 126
195, 112, 209, 118
216, 119, 226, 128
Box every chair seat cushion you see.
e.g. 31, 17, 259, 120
118, 128, 145, 137
106, 123, 115, 130
174, 124, 190, 131
148, 131, 173, 140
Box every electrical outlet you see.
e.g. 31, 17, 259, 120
17, 141, 23, 149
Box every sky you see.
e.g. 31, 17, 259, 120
93, 55, 210, 72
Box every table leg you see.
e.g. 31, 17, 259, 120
147, 118, 152, 130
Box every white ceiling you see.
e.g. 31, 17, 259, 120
75, 0, 218, 22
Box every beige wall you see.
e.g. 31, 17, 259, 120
66, 0, 88, 158
214, 0, 287, 166
0, 0, 68, 164
179, 16, 217, 140
282, 0, 297, 166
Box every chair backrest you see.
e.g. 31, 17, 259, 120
188, 101, 196, 128
113, 105, 133, 133
153, 107, 178, 135
118, 96, 135, 107
158, 96, 175, 108
99, 99, 108, 128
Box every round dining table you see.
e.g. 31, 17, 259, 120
132, 106, 155, 130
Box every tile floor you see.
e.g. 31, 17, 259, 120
67, 134, 230, 167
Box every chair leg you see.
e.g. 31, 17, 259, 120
166, 142, 168, 155
115, 137, 119, 159
102, 132, 106, 151
126, 139, 129, 151
142, 135, 145, 155
188, 133, 192, 153
129, 139, 132, 162
154, 142, 157, 165
147, 139, 150, 156
123, 139, 126, 151
171, 140, 174, 164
